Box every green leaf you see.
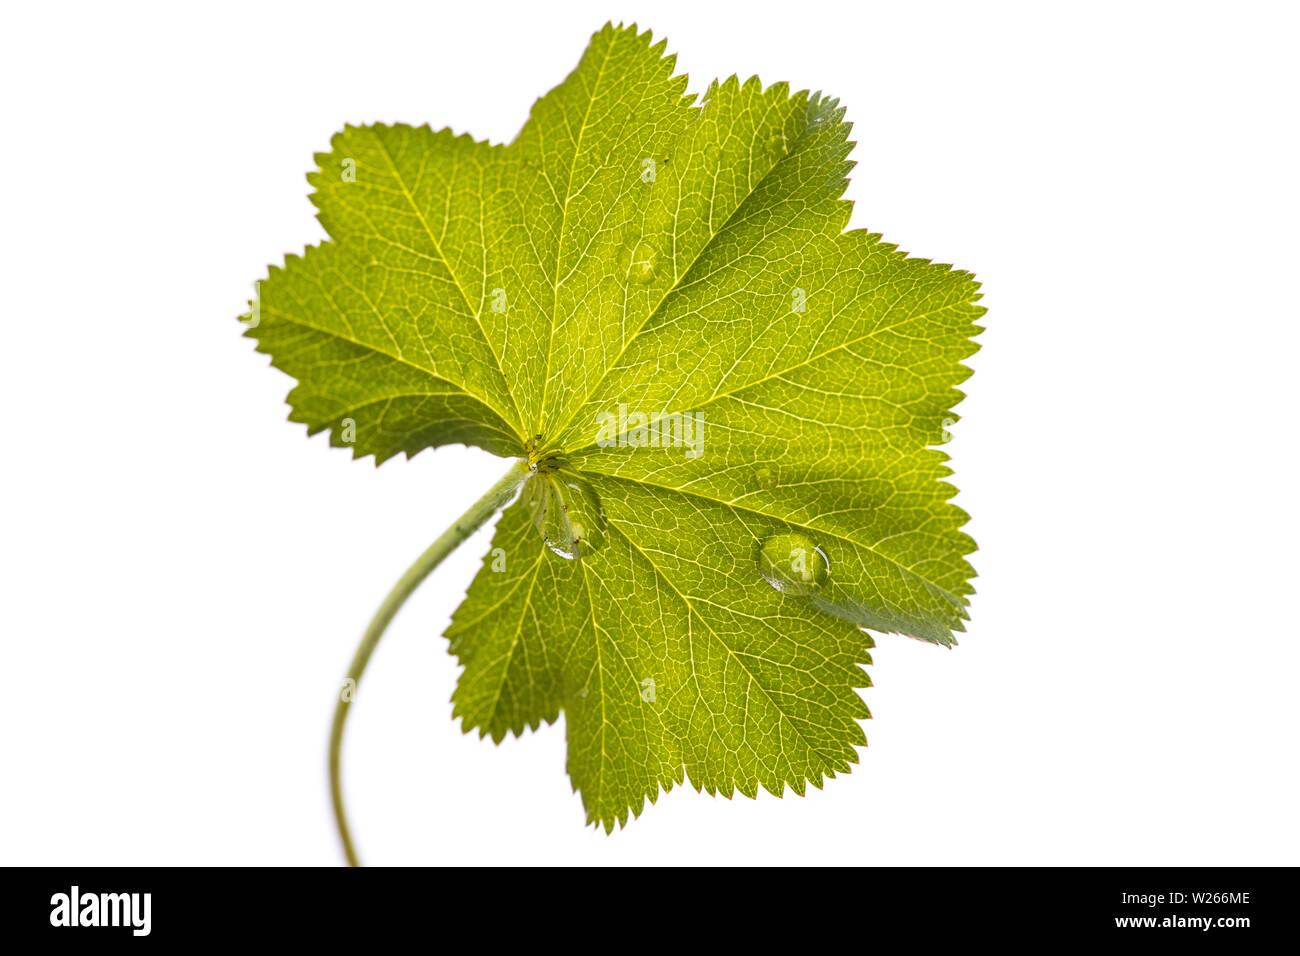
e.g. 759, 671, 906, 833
246, 23, 983, 831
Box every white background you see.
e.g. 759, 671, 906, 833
2, 0, 1297, 866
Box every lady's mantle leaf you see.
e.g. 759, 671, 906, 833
245, 23, 983, 830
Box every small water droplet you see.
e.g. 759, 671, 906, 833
525, 472, 607, 560
756, 533, 830, 596
767, 131, 789, 162
627, 240, 658, 283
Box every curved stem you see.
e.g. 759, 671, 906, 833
329, 458, 531, 866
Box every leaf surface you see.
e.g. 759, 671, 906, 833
246, 23, 983, 830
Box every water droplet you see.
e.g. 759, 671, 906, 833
767, 131, 790, 162
755, 533, 830, 596
525, 472, 607, 560
627, 240, 658, 283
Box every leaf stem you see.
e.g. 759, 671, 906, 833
329, 457, 531, 866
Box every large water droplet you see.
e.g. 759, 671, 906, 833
525, 472, 607, 560
756, 533, 830, 596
